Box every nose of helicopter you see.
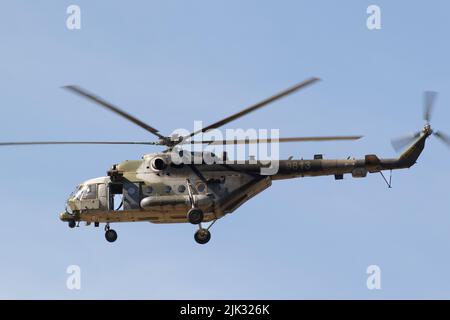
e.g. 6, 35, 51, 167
60, 196, 77, 221
59, 211, 73, 221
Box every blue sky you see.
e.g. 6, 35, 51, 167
0, 0, 450, 299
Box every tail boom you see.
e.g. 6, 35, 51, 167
271, 134, 428, 180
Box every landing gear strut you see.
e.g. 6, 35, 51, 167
185, 178, 214, 244
185, 179, 204, 225
104, 224, 118, 243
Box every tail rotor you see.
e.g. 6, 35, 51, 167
391, 91, 449, 152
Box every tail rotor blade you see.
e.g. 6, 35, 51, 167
434, 131, 450, 148
391, 131, 421, 152
424, 91, 438, 123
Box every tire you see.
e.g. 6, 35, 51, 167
68, 220, 76, 229
105, 229, 118, 243
187, 208, 204, 225
194, 229, 211, 245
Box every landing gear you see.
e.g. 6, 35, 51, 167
68, 220, 76, 229
194, 228, 211, 245
193, 219, 217, 245
187, 208, 204, 225
104, 224, 118, 243
185, 179, 204, 225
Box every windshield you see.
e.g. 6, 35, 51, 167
71, 184, 98, 200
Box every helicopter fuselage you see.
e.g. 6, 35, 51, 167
60, 133, 428, 226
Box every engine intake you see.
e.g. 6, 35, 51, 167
151, 157, 167, 171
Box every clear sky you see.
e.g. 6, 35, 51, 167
0, 0, 450, 299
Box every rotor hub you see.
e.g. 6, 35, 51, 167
423, 124, 433, 136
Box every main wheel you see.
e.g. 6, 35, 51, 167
105, 229, 118, 243
187, 208, 204, 225
194, 229, 211, 245
68, 220, 76, 229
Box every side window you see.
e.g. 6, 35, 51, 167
98, 184, 107, 198
144, 186, 153, 196
196, 182, 206, 193
82, 184, 97, 200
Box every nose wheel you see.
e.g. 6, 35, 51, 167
104, 224, 118, 243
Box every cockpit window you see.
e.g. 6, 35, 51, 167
83, 184, 97, 199
70, 185, 81, 198
73, 184, 98, 200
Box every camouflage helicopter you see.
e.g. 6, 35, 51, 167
2, 78, 448, 244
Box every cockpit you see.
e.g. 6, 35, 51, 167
62, 177, 111, 219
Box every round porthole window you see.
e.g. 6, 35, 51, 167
178, 185, 186, 193
196, 183, 206, 193
164, 185, 172, 193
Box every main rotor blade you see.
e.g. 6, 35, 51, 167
185, 135, 362, 145
183, 77, 320, 140
0, 141, 159, 147
424, 91, 438, 123
62, 85, 165, 140
434, 131, 450, 148
391, 131, 421, 152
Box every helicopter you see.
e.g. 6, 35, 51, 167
2, 78, 448, 244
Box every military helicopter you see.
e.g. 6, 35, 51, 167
2, 78, 448, 244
